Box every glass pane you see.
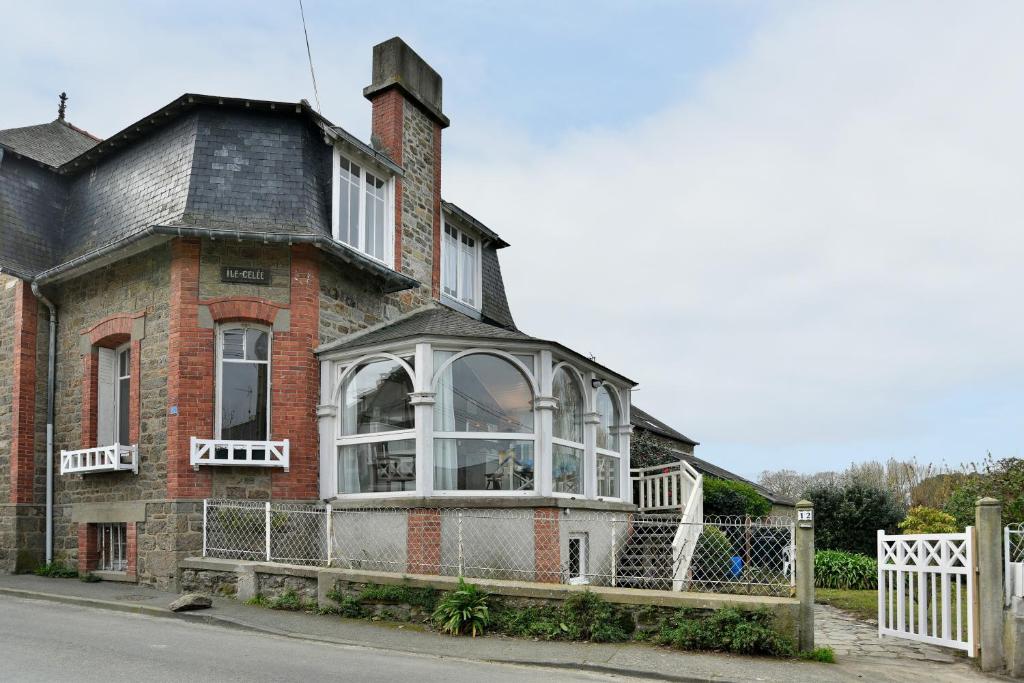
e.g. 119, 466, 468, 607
595, 386, 620, 451
553, 444, 583, 495
337, 438, 416, 493
119, 348, 130, 377
246, 329, 268, 361
433, 353, 534, 433
341, 359, 414, 435
118, 377, 130, 445
433, 438, 534, 491
513, 354, 535, 377
348, 178, 360, 247
220, 362, 268, 440
459, 237, 475, 304
443, 227, 458, 297
552, 368, 583, 443
222, 328, 245, 360
597, 454, 620, 498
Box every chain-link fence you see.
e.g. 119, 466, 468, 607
203, 499, 328, 565
202, 500, 795, 595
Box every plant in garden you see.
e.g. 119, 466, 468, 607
799, 646, 836, 663
898, 506, 957, 534
33, 562, 77, 578
432, 578, 490, 637
654, 607, 794, 657
560, 591, 635, 642
804, 482, 903, 555
814, 550, 877, 590
942, 457, 1024, 528
691, 526, 735, 583
703, 478, 772, 518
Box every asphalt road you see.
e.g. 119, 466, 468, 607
0, 597, 646, 683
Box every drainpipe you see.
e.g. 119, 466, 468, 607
30, 281, 57, 564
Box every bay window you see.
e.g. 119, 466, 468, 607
334, 152, 393, 263
595, 385, 621, 498
336, 357, 415, 494
552, 366, 584, 495
433, 352, 535, 492
441, 221, 480, 309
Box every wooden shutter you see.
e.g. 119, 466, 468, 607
97, 347, 116, 446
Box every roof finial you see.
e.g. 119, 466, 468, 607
58, 92, 68, 120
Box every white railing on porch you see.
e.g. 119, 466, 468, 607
60, 444, 138, 475
1007, 523, 1024, 606
190, 438, 289, 471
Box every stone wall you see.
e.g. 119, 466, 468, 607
0, 275, 17, 570
199, 241, 291, 304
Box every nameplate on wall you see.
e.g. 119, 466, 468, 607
221, 266, 270, 285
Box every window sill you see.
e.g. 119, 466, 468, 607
90, 570, 136, 583
327, 494, 636, 512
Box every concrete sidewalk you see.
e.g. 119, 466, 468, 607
0, 574, 993, 682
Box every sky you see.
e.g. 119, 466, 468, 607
3, 1, 1022, 479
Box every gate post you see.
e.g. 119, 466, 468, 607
976, 497, 1004, 671
795, 499, 815, 652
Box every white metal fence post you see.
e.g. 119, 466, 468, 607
202, 499, 208, 557
457, 510, 464, 576
1006, 523, 1012, 607
611, 517, 617, 587
265, 502, 272, 562
326, 503, 333, 566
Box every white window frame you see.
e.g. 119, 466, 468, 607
331, 147, 395, 266
568, 532, 590, 584
115, 345, 131, 446
96, 522, 127, 572
440, 216, 482, 310
215, 323, 272, 441
594, 384, 623, 501
551, 363, 586, 499
334, 355, 417, 498
431, 349, 538, 497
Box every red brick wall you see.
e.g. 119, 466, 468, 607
369, 89, 405, 272
10, 280, 38, 504
80, 351, 98, 450
126, 522, 137, 579
407, 508, 441, 574
534, 508, 561, 583
166, 238, 214, 499
77, 523, 98, 574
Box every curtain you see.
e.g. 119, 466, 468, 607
339, 368, 361, 493
433, 351, 457, 489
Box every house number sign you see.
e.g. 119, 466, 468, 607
797, 509, 813, 523
221, 266, 270, 285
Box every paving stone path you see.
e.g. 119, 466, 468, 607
816, 603, 965, 662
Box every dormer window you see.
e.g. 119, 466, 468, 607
441, 220, 481, 309
332, 150, 394, 264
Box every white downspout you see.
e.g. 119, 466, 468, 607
30, 281, 57, 564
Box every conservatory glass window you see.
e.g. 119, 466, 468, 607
595, 385, 621, 498
551, 366, 584, 495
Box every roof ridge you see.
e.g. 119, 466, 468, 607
57, 118, 103, 142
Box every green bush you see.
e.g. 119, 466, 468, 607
432, 578, 490, 637
491, 591, 633, 642
799, 646, 836, 663
358, 583, 438, 610
703, 478, 772, 518
898, 506, 957, 534
692, 526, 735, 583
33, 562, 77, 578
815, 550, 877, 590
805, 482, 904, 555
943, 458, 1024, 527
655, 607, 794, 657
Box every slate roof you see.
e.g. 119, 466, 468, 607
677, 450, 795, 507
631, 405, 698, 446
442, 200, 509, 249
0, 119, 99, 167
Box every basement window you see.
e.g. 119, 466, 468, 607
97, 523, 127, 572
333, 151, 394, 265
567, 533, 589, 584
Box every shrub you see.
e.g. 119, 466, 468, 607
943, 458, 1024, 527
815, 550, 877, 590
799, 646, 836, 663
703, 478, 772, 518
432, 578, 490, 637
898, 506, 957, 534
560, 591, 634, 642
655, 607, 794, 657
805, 482, 904, 555
692, 526, 735, 583
359, 583, 438, 610
33, 562, 77, 578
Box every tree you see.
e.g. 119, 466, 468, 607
703, 478, 772, 518
898, 506, 957, 534
804, 482, 904, 555
942, 457, 1024, 527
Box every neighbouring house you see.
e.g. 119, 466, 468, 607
0, 38, 704, 588
630, 406, 795, 516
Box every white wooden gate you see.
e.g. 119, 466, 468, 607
877, 529, 978, 656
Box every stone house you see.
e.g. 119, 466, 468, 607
0, 38, 654, 587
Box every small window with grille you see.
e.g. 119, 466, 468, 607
97, 523, 127, 572
567, 532, 589, 585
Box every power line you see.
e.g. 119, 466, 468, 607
297, 0, 322, 113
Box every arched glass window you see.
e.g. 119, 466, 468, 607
595, 385, 621, 498
336, 358, 415, 494
433, 352, 536, 492
552, 366, 584, 495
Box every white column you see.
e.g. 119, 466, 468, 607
619, 388, 632, 504
535, 350, 555, 497
411, 342, 435, 497
583, 369, 599, 499
317, 360, 337, 500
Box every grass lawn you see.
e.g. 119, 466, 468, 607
816, 589, 877, 622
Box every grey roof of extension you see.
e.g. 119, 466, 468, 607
317, 304, 637, 386
0, 119, 100, 167
630, 405, 699, 446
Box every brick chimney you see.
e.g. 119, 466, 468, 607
364, 37, 449, 297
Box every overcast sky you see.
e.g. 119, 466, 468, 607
3, 1, 1022, 479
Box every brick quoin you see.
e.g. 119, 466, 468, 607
369, 89, 405, 272
126, 522, 138, 579
77, 523, 98, 574
166, 238, 213, 499
407, 508, 441, 574
204, 297, 283, 325
80, 351, 98, 449
534, 508, 562, 583
10, 280, 38, 504
270, 244, 320, 500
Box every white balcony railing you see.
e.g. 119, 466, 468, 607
190, 437, 289, 471
60, 444, 138, 475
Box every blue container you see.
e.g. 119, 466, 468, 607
730, 555, 743, 577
